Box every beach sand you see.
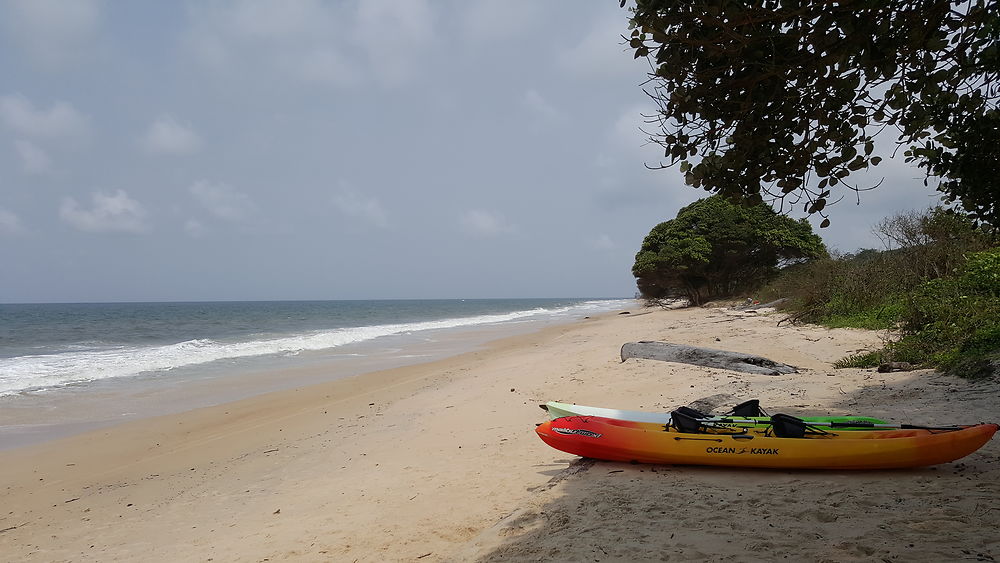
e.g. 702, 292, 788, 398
1, 305, 998, 562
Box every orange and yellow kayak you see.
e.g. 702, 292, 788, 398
536, 416, 998, 470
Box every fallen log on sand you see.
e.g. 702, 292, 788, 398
620, 341, 798, 375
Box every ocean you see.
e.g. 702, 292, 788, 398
0, 298, 631, 448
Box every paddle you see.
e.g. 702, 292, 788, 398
692, 413, 966, 432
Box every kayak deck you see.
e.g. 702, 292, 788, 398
543, 400, 887, 429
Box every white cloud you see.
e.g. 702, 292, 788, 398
0, 94, 89, 139
522, 89, 560, 120
183, 1, 359, 87
0, 207, 25, 235
557, 14, 637, 78
189, 180, 255, 222
355, 0, 433, 85
293, 48, 360, 87
59, 190, 148, 234
141, 115, 203, 155
459, 0, 541, 43
232, 0, 357, 41
14, 139, 53, 174
592, 233, 615, 250
183, 218, 207, 238
332, 185, 388, 228
606, 103, 664, 165
1, 0, 103, 69
184, 0, 434, 88
460, 209, 516, 237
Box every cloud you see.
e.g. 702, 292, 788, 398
14, 139, 53, 174
183, 0, 434, 88
0, 207, 25, 235
183, 219, 207, 238
591, 233, 615, 250
607, 103, 663, 162
557, 14, 637, 78
189, 180, 255, 222
183, 1, 360, 87
292, 48, 360, 87
522, 89, 560, 120
460, 209, 516, 237
59, 190, 148, 234
1, 0, 103, 69
332, 185, 388, 228
459, 0, 541, 43
0, 94, 89, 139
141, 115, 203, 155
355, 0, 434, 85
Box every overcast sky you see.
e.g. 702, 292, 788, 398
0, 0, 946, 303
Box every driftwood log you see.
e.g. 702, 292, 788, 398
620, 341, 798, 375
685, 393, 740, 414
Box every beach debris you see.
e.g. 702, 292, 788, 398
878, 362, 915, 373
621, 341, 798, 375
685, 393, 740, 414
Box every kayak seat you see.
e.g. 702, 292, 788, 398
675, 406, 710, 419
730, 399, 764, 417
770, 413, 831, 438
670, 409, 706, 433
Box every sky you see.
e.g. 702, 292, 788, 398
0, 0, 947, 303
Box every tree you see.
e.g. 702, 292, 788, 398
623, 0, 1000, 226
873, 206, 995, 279
633, 196, 827, 304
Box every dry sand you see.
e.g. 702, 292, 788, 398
1, 305, 998, 562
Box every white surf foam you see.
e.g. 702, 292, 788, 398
0, 300, 628, 396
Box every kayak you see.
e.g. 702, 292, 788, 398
542, 401, 888, 429
535, 416, 998, 470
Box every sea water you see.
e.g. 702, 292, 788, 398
0, 298, 631, 448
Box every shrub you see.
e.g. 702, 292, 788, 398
758, 207, 998, 377
893, 247, 1000, 376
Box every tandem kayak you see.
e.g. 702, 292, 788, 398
535, 416, 998, 470
542, 400, 888, 429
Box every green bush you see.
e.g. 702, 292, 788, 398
758, 208, 998, 376
893, 247, 1000, 376
832, 350, 885, 369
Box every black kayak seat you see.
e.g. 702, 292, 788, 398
770, 413, 831, 438
670, 409, 707, 433
674, 405, 710, 419
731, 399, 763, 417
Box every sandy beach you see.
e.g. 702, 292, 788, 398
2, 305, 998, 562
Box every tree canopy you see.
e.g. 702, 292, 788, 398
624, 0, 1000, 226
633, 196, 827, 304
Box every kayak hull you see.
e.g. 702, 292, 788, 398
543, 401, 887, 428
536, 416, 998, 470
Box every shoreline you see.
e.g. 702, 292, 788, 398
2, 305, 997, 562
0, 307, 620, 451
